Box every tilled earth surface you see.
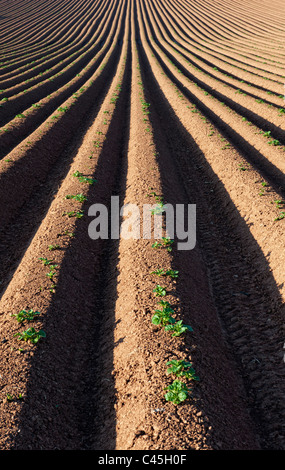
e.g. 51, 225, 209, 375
0, 0, 284, 451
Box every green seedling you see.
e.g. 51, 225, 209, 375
165, 320, 193, 337
73, 171, 83, 177
14, 327, 46, 344
152, 304, 176, 326
150, 201, 166, 215
151, 269, 166, 276
12, 309, 41, 323
146, 190, 163, 200
274, 199, 285, 209
153, 285, 167, 297
165, 269, 179, 278
152, 238, 174, 252
151, 268, 178, 279
263, 131, 271, 137
268, 139, 280, 146
164, 379, 191, 405
161, 237, 174, 251
50, 284, 56, 293
62, 210, 84, 218
57, 106, 68, 113
152, 241, 162, 249
157, 299, 172, 308
63, 230, 75, 237
166, 360, 199, 381
48, 244, 60, 251
73, 171, 97, 185
6, 394, 14, 402
141, 100, 151, 113
48, 264, 58, 270
46, 269, 56, 280
65, 194, 87, 202
39, 257, 53, 265
274, 211, 285, 221
110, 95, 118, 104
238, 163, 249, 171
221, 143, 231, 150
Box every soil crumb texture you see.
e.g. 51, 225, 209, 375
0, 0, 284, 451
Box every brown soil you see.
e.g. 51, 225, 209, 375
0, 0, 284, 451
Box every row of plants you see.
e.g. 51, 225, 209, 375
0, 0, 123, 128
140, 23, 285, 224
135, 48, 199, 406
9, 168, 97, 353
148, 12, 285, 137
138, 0, 285, 208
5, 51, 127, 404
0, 5, 125, 165
0, 0, 114, 95
153, 0, 285, 89
148, 190, 199, 405
0, 0, 96, 71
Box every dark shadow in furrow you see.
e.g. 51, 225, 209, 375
0, 0, 95, 70
144, 1, 285, 125
186, 0, 285, 35
135, 1, 284, 451
0, 0, 63, 42
177, 0, 284, 48
0, 0, 121, 127
0, 8, 128, 238
0, 0, 107, 84
0, 0, 83, 45
0, 0, 108, 89
154, 0, 285, 84
148, 0, 284, 100
0, 7, 129, 304
0, 17, 122, 156
138, 8, 285, 197
179, 0, 273, 41
0, 0, 52, 34
9, 25, 132, 451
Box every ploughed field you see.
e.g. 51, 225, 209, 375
0, 0, 284, 450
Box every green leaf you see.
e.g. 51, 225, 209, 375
12, 309, 41, 323
165, 320, 193, 336
164, 380, 191, 404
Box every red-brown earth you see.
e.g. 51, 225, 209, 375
0, 0, 284, 451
